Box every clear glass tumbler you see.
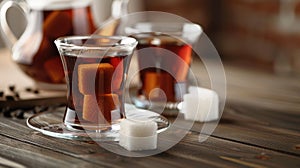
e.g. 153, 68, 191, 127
55, 35, 137, 141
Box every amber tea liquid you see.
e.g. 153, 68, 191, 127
133, 33, 192, 102
15, 5, 96, 84
61, 54, 130, 129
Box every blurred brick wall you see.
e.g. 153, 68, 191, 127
217, 0, 280, 71
143, 0, 300, 75
217, 0, 300, 74
143, 0, 214, 32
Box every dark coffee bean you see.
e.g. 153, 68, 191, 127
5, 95, 15, 101
25, 87, 32, 92
33, 89, 40, 94
8, 85, 15, 92
14, 92, 20, 99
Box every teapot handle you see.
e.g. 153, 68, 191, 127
0, 0, 28, 49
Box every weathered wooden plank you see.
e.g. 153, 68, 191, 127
177, 132, 300, 168
1, 116, 300, 168
0, 134, 101, 168
175, 104, 300, 157
0, 156, 26, 168
0, 118, 212, 168
226, 104, 300, 132
60, 130, 300, 168
0, 118, 106, 156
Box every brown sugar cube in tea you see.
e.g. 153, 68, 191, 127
144, 72, 174, 101
82, 95, 107, 124
78, 63, 114, 95
43, 11, 72, 39
44, 57, 65, 83
78, 63, 100, 95
82, 94, 119, 124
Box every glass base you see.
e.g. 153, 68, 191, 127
26, 104, 169, 141
129, 87, 182, 116
132, 95, 181, 114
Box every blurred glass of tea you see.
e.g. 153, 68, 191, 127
126, 22, 202, 109
0, 0, 96, 89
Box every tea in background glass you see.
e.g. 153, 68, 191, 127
126, 22, 202, 109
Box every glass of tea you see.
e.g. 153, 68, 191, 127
126, 22, 202, 110
55, 35, 137, 140
0, 0, 96, 90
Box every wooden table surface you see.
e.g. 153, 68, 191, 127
0, 49, 300, 167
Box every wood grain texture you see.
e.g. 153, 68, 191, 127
0, 134, 98, 168
172, 104, 300, 157
0, 113, 300, 168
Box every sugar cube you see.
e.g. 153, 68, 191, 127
120, 119, 157, 137
182, 86, 219, 122
78, 63, 114, 95
119, 133, 157, 151
119, 119, 158, 151
82, 94, 119, 123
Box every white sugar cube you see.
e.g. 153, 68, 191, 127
119, 133, 157, 151
120, 119, 157, 137
119, 119, 158, 151
182, 86, 219, 122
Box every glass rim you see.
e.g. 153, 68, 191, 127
54, 35, 138, 51
125, 22, 203, 35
